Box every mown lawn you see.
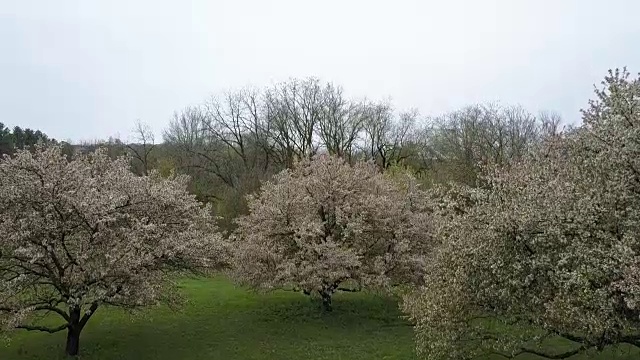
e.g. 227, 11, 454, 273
1, 276, 639, 360
0, 277, 415, 360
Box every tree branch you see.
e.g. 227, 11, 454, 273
337, 287, 361, 293
79, 302, 99, 328
33, 305, 70, 322
510, 345, 588, 359
16, 323, 68, 334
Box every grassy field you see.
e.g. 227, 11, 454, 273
0, 277, 415, 360
1, 276, 639, 360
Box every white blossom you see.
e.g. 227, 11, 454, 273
0, 145, 226, 355
402, 68, 640, 359
231, 155, 431, 310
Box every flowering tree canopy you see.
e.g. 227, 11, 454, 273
232, 155, 430, 310
403, 68, 640, 359
0, 146, 226, 356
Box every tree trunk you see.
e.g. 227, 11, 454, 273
64, 305, 88, 357
321, 291, 333, 312
65, 326, 81, 356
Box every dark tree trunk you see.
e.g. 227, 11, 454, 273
321, 290, 333, 312
64, 305, 86, 357
65, 326, 81, 356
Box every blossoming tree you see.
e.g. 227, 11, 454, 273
0, 146, 225, 356
232, 155, 430, 311
403, 68, 640, 359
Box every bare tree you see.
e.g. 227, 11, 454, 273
388, 108, 420, 164
163, 106, 205, 147
163, 95, 277, 227
239, 87, 274, 172
426, 104, 547, 184
317, 83, 365, 161
359, 101, 418, 169
538, 110, 563, 138
479, 104, 539, 165
201, 88, 274, 175
264, 78, 322, 167
126, 120, 155, 175
164, 105, 240, 189
361, 100, 393, 168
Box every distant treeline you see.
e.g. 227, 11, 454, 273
3, 78, 568, 230
0, 123, 56, 156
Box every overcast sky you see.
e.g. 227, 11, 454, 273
1, 0, 639, 142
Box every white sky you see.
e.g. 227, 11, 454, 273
1, 0, 639, 142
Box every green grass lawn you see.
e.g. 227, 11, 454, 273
1, 276, 639, 360
0, 277, 415, 360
